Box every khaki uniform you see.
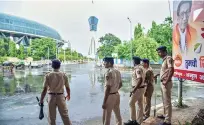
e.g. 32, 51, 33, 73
43, 69, 71, 125
143, 67, 154, 117
129, 65, 145, 124
160, 56, 174, 124
103, 68, 122, 125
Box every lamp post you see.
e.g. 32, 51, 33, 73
127, 17, 133, 68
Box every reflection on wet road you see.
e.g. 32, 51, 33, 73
0, 63, 204, 125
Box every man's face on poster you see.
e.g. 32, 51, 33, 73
178, 3, 191, 31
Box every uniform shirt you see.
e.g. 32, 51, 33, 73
132, 64, 145, 87
144, 67, 154, 86
160, 56, 174, 81
105, 68, 122, 93
43, 69, 69, 93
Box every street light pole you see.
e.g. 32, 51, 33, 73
66, 40, 72, 63
127, 17, 133, 68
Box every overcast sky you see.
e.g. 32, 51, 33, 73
0, 0, 173, 56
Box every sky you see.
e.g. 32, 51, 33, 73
0, 0, 173, 56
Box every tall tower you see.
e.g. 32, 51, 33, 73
88, 1, 98, 65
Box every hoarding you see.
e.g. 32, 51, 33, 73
173, 0, 204, 83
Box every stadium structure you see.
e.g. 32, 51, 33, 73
0, 13, 65, 47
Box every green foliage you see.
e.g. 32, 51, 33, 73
147, 17, 173, 55
0, 39, 7, 56
58, 48, 86, 61
0, 57, 7, 64
9, 40, 17, 57
133, 36, 159, 61
3, 38, 10, 55
17, 45, 25, 59
98, 33, 121, 58
27, 47, 32, 57
31, 38, 56, 60
134, 23, 144, 40
114, 41, 131, 59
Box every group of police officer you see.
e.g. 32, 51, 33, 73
39, 46, 174, 125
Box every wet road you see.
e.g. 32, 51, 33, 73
0, 63, 204, 125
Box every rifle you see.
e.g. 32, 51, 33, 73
36, 96, 44, 120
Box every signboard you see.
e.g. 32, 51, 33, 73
173, 0, 204, 83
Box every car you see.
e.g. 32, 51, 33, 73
31, 62, 40, 68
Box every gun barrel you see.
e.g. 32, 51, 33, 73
36, 96, 39, 102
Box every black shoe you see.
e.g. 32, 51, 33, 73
124, 120, 139, 125
159, 122, 171, 125
157, 115, 165, 119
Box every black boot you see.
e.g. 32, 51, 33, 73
157, 114, 165, 119
124, 120, 139, 125
133, 120, 140, 125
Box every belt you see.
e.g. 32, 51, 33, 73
109, 92, 118, 95
48, 93, 63, 95
161, 80, 172, 82
132, 85, 146, 89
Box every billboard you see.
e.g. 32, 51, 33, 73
173, 0, 204, 83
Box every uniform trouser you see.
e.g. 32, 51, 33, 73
129, 88, 145, 124
103, 93, 122, 125
144, 85, 154, 117
161, 81, 172, 123
48, 94, 71, 125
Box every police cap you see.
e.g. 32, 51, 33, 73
142, 58, 149, 64
103, 57, 114, 64
52, 59, 61, 69
156, 46, 167, 51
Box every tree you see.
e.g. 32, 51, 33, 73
98, 33, 121, 58
9, 40, 17, 57
134, 23, 144, 40
27, 47, 32, 57
147, 17, 173, 55
133, 36, 159, 62
17, 45, 25, 59
114, 41, 131, 59
3, 38, 10, 56
0, 39, 6, 56
31, 38, 56, 60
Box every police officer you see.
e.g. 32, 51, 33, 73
102, 57, 122, 125
39, 59, 71, 125
124, 56, 146, 125
156, 46, 174, 125
142, 59, 154, 120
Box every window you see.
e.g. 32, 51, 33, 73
0, 17, 5, 23
5, 18, 9, 23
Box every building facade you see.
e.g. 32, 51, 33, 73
0, 13, 63, 47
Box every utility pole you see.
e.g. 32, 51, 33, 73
127, 17, 133, 68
